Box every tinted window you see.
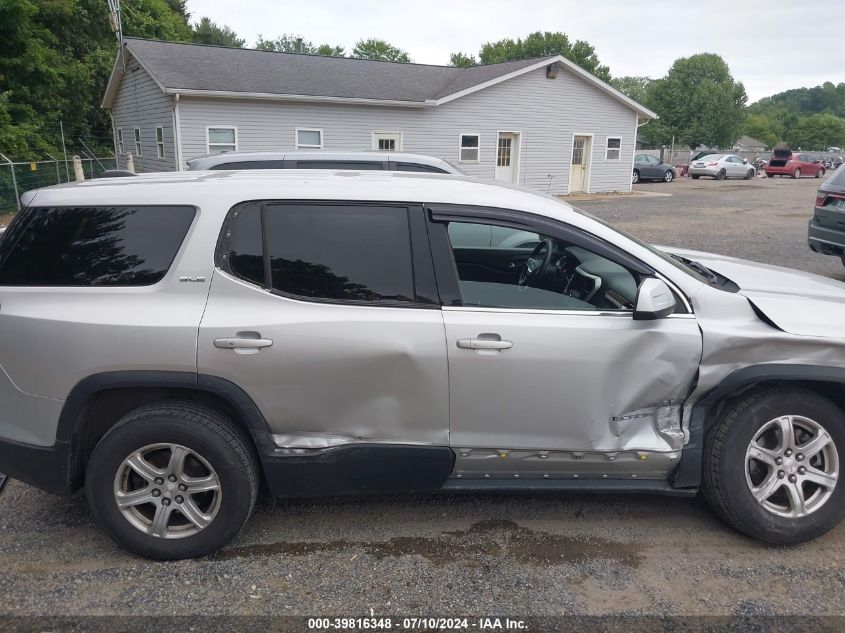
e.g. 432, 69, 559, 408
828, 166, 845, 187
265, 204, 414, 303
212, 160, 284, 170
225, 203, 264, 286
0, 206, 194, 287
292, 161, 384, 170
393, 162, 447, 173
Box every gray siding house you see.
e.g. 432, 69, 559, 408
102, 38, 656, 195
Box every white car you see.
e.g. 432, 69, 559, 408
688, 154, 756, 180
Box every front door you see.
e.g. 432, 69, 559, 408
495, 132, 520, 183
570, 136, 591, 193
430, 211, 702, 467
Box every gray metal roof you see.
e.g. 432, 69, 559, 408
123, 38, 548, 103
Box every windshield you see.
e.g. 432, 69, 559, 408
696, 154, 722, 162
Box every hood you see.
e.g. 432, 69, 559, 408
664, 247, 845, 338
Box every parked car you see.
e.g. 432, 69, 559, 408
765, 148, 826, 179
632, 154, 676, 183
808, 165, 845, 268
688, 154, 756, 180
186, 150, 462, 174
2, 171, 845, 559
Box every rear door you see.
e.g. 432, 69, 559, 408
198, 201, 449, 452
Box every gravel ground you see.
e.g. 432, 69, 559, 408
0, 174, 843, 623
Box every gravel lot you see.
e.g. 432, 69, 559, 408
0, 174, 843, 624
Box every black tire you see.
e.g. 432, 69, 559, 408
766, 173, 774, 178
86, 401, 259, 560
663, 169, 674, 183
716, 169, 727, 180
632, 170, 639, 184
792, 168, 801, 179
817, 169, 825, 178
744, 169, 755, 180
691, 175, 700, 180
703, 388, 845, 544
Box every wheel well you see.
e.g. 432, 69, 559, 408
69, 387, 260, 489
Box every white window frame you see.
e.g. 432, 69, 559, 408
206, 126, 238, 154
133, 128, 142, 157
116, 129, 124, 155
295, 128, 323, 150
371, 131, 403, 152
605, 136, 622, 162
155, 126, 165, 159
458, 133, 480, 163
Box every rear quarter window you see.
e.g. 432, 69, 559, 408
0, 206, 195, 286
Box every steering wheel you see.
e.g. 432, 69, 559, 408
518, 239, 553, 287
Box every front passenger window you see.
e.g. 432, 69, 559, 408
445, 220, 640, 312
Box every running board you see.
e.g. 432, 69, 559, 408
441, 478, 697, 497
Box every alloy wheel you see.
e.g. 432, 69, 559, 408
663, 170, 673, 182
632, 170, 639, 184
113, 443, 222, 539
745, 415, 839, 518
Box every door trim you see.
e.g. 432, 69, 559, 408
495, 130, 522, 184
569, 133, 594, 194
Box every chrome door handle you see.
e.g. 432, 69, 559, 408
456, 338, 513, 350
214, 337, 273, 349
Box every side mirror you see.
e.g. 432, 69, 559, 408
633, 278, 676, 320
743, 158, 748, 164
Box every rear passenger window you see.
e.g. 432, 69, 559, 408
212, 160, 284, 170
265, 204, 414, 303
0, 206, 195, 286
393, 162, 447, 173
225, 203, 264, 286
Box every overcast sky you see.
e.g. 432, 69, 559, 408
186, 0, 844, 103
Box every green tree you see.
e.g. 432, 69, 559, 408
351, 38, 411, 62
786, 113, 845, 150
192, 17, 245, 47
609, 76, 652, 104
449, 52, 476, 68
255, 34, 343, 56
645, 53, 747, 149
741, 113, 778, 149
474, 31, 610, 81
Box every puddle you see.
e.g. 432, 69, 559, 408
215, 519, 644, 567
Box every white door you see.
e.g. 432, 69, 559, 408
372, 132, 402, 151
495, 133, 520, 183
570, 136, 591, 193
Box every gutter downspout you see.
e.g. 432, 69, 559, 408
173, 93, 184, 171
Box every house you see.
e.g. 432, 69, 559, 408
101, 38, 656, 195
732, 135, 769, 152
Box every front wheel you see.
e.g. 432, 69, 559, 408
703, 388, 844, 544
817, 169, 825, 178
766, 173, 774, 178
744, 169, 755, 180
86, 402, 259, 559
691, 175, 700, 180
663, 170, 674, 182
632, 170, 640, 184
793, 169, 802, 179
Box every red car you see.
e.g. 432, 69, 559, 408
765, 148, 826, 179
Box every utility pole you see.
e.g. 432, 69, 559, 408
59, 121, 70, 181
106, 0, 125, 69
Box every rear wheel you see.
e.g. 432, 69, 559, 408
691, 175, 700, 180
716, 169, 727, 180
86, 401, 258, 559
793, 168, 801, 179
663, 170, 674, 182
632, 170, 640, 184
767, 173, 774, 178
703, 388, 844, 544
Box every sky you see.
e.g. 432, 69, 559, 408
186, 0, 845, 103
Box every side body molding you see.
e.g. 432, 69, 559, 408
672, 363, 845, 489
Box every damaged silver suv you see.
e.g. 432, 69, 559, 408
0, 170, 843, 559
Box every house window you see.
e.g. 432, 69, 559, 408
459, 134, 479, 162
606, 137, 622, 161
296, 129, 323, 149
156, 127, 165, 159
133, 128, 142, 156
207, 127, 237, 154
372, 132, 402, 151
116, 129, 124, 155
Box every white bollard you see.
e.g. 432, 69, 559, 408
125, 153, 135, 173
72, 155, 85, 182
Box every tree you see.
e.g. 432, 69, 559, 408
787, 113, 845, 150
609, 76, 652, 104
192, 17, 244, 47
741, 113, 778, 149
472, 32, 610, 82
449, 52, 476, 68
255, 34, 343, 56
351, 38, 411, 63
645, 53, 747, 149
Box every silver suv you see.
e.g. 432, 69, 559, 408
1, 170, 843, 559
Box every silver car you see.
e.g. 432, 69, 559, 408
689, 154, 757, 180
0, 170, 843, 559
185, 150, 462, 174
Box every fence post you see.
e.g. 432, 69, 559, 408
72, 155, 85, 182
88, 158, 94, 179
0, 153, 20, 211
126, 153, 135, 173
46, 153, 61, 184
